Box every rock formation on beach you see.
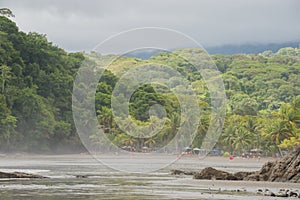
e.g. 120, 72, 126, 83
193, 167, 253, 181
193, 146, 300, 183
0, 171, 46, 179
245, 145, 300, 182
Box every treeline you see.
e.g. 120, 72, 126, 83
89, 47, 300, 155
0, 14, 299, 154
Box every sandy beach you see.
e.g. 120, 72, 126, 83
0, 153, 298, 199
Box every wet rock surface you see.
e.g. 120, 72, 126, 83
0, 171, 46, 179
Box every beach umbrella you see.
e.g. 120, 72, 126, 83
184, 147, 192, 152
193, 148, 201, 154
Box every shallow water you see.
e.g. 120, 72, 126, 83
0, 154, 298, 199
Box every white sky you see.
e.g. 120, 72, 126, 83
1, 0, 300, 52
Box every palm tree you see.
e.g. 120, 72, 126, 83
275, 97, 300, 150
145, 137, 156, 149
167, 113, 180, 152
232, 125, 251, 154
147, 115, 165, 138
191, 114, 209, 148
263, 119, 289, 156
220, 124, 236, 154
97, 107, 113, 132
154, 113, 180, 152
243, 116, 262, 149
122, 135, 137, 147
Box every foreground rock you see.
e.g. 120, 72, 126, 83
245, 146, 300, 182
193, 146, 300, 183
0, 171, 46, 179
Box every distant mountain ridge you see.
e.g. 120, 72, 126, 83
124, 42, 300, 59
206, 42, 300, 55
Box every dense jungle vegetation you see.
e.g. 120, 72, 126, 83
0, 13, 299, 155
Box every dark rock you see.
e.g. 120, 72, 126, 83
245, 146, 300, 183
0, 171, 46, 179
275, 189, 289, 197
257, 189, 263, 195
233, 171, 254, 180
171, 169, 196, 175
263, 189, 275, 196
288, 189, 299, 197
193, 167, 238, 180
76, 175, 88, 178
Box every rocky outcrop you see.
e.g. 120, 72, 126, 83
193, 146, 300, 183
193, 167, 254, 181
245, 146, 300, 182
0, 171, 46, 179
193, 167, 239, 180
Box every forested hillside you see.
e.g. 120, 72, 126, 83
0, 15, 85, 152
88, 47, 300, 156
0, 15, 299, 154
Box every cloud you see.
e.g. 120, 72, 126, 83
1, 0, 300, 52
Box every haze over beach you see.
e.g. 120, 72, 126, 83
0, 0, 299, 199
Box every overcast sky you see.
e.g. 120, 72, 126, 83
1, 0, 300, 52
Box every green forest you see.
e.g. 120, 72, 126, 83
0, 13, 299, 155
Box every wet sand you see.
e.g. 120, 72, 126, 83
0, 153, 298, 199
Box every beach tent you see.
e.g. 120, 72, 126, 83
193, 148, 201, 154
250, 148, 263, 153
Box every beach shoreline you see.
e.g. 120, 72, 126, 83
0, 154, 298, 199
